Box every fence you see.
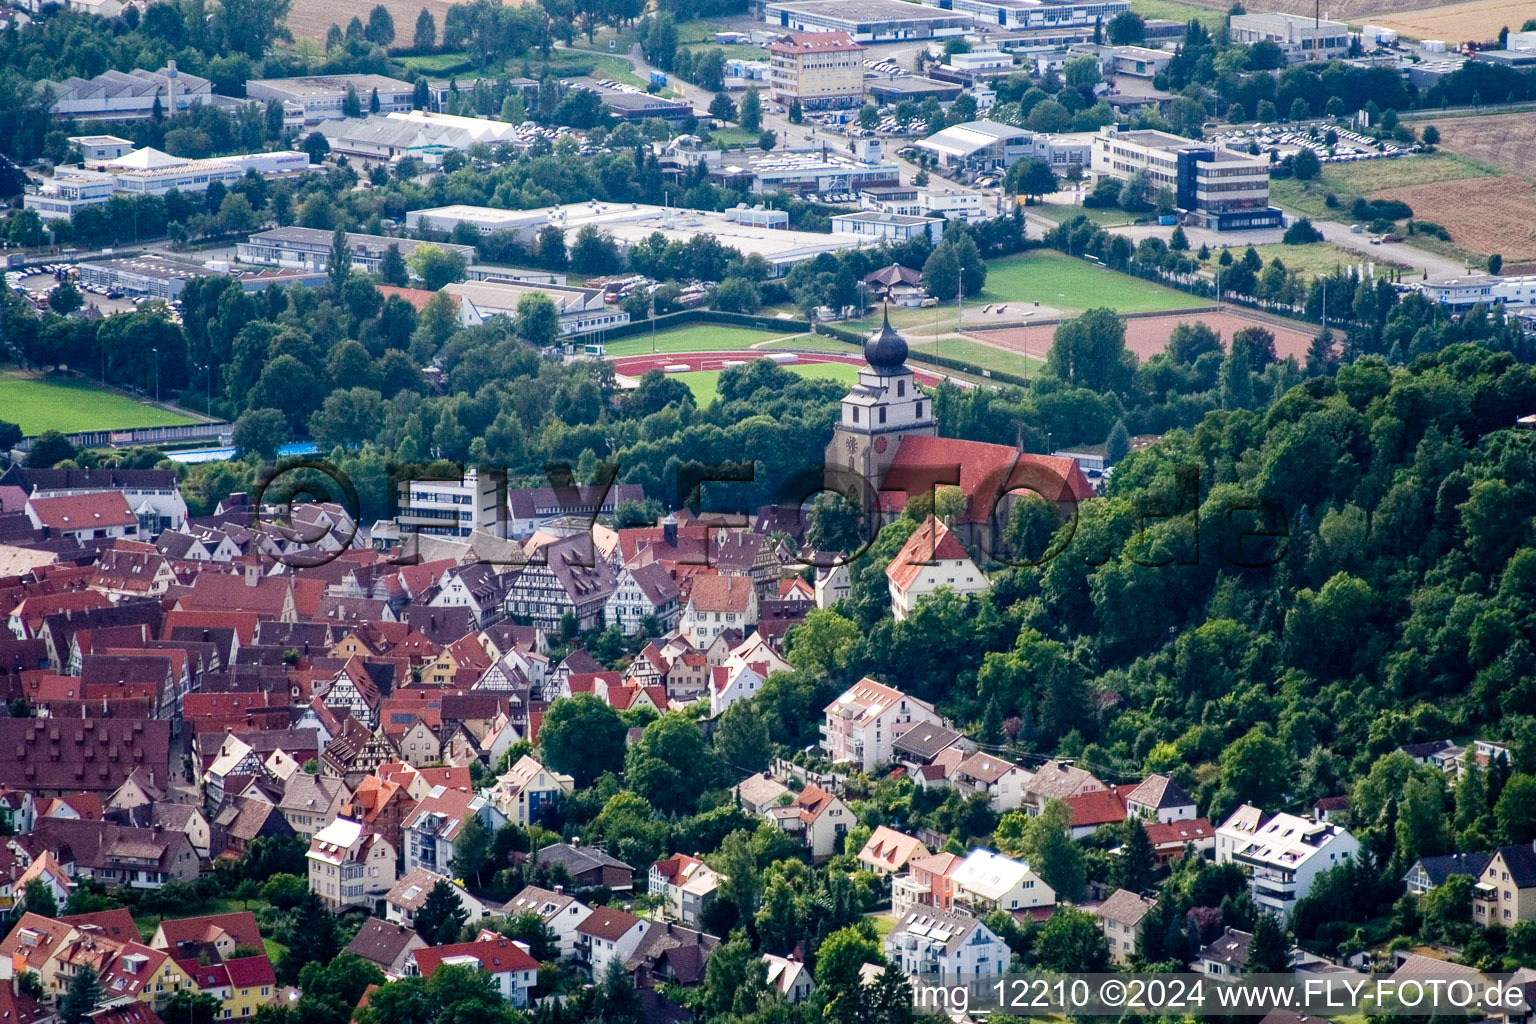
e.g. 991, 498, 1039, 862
812, 323, 1035, 389
13, 421, 231, 452
593, 308, 813, 342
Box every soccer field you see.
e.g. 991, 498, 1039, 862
603, 324, 803, 357
677, 362, 859, 404
0, 371, 197, 435
977, 250, 1208, 315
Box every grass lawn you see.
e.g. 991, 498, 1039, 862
1032, 203, 1135, 228
1128, 0, 1227, 30
678, 361, 859, 403
866, 912, 897, 940
394, 51, 473, 72
534, 52, 644, 88
707, 128, 765, 149
910, 337, 1045, 379
0, 370, 197, 436
1272, 153, 1499, 220
762, 334, 859, 353
1200, 241, 1398, 281
980, 249, 1207, 315
604, 323, 798, 357
683, 42, 768, 61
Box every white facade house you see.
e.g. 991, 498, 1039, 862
765, 784, 854, 861
679, 575, 759, 647
952, 752, 1032, 812
482, 756, 574, 828
413, 937, 539, 1006
1123, 774, 1198, 822
649, 854, 722, 927
444, 280, 631, 337
306, 817, 398, 911
885, 516, 990, 622
1215, 806, 1360, 920
576, 906, 649, 978
708, 661, 766, 718
885, 906, 1010, 981
829, 211, 944, 243
503, 885, 594, 960
605, 562, 682, 636
821, 678, 945, 772
950, 848, 1055, 914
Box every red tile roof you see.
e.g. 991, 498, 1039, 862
883, 435, 1095, 522
28, 492, 136, 531
886, 516, 969, 591
1064, 787, 1128, 828
413, 935, 538, 977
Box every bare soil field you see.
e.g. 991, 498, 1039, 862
967, 311, 1316, 364
1370, 175, 1536, 261
1167, 0, 1464, 22
285, 0, 493, 44
1359, 0, 1531, 43
1433, 113, 1536, 176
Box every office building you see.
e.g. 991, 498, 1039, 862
1090, 126, 1280, 231
237, 227, 476, 275
24, 148, 311, 219
917, 120, 1089, 173
830, 210, 943, 243
1419, 274, 1536, 311
768, 32, 867, 111
762, 0, 973, 42
567, 79, 695, 123
1229, 12, 1350, 61
397, 470, 504, 539
926, 0, 1128, 30
69, 135, 134, 162
246, 75, 416, 124
42, 62, 210, 120
710, 146, 901, 194
76, 256, 325, 300
1108, 44, 1174, 77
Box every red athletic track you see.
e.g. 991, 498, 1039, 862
612, 350, 947, 385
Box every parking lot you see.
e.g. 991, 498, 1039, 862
10, 267, 143, 316
1208, 123, 1416, 163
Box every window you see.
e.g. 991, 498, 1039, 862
915, 401, 923, 417
897, 380, 905, 396
852, 407, 860, 423
879, 407, 887, 423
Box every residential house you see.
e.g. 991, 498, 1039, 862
950, 848, 1054, 915
1065, 788, 1128, 839
678, 575, 758, 647
402, 785, 500, 878
884, 516, 989, 622
766, 785, 852, 862
1475, 841, 1536, 929
884, 906, 1008, 981
385, 868, 493, 931
503, 885, 593, 960
1215, 808, 1360, 920
890, 724, 970, 773
344, 918, 427, 979
413, 936, 538, 1006
649, 854, 721, 928
821, 679, 945, 773
533, 842, 634, 892
276, 774, 350, 840
1142, 818, 1216, 864
707, 661, 766, 718
763, 954, 815, 1003
735, 774, 790, 816
1123, 775, 1197, 822
95, 942, 190, 1012
893, 851, 963, 916
1022, 760, 1105, 815
1193, 927, 1252, 975
605, 563, 682, 637
305, 817, 397, 911
576, 906, 649, 979
623, 920, 718, 988
1093, 889, 1156, 963
857, 827, 929, 876
502, 535, 617, 632
482, 756, 574, 828
1403, 852, 1492, 895
150, 911, 263, 962
952, 753, 1032, 813
22, 820, 197, 890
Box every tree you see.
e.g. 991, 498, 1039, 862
60, 968, 102, 1024
1106, 9, 1144, 43
0, 421, 21, 452
1105, 418, 1131, 467
26, 431, 77, 469
416, 880, 470, 944
1247, 912, 1290, 972
1027, 98, 1070, 132
1291, 146, 1321, 181
739, 87, 761, 130
1006, 157, 1058, 202
513, 291, 561, 348
219, 0, 294, 59
1044, 307, 1132, 393
415, 8, 436, 47
17, 879, 57, 919
303, 131, 330, 163
709, 92, 737, 123
407, 244, 468, 289
1214, 727, 1292, 821
1489, 253, 1504, 275
539, 694, 626, 787
259, 873, 308, 910
161, 990, 221, 1024
377, 244, 409, 287
231, 406, 287, 459
789, 98, 802, 123
1169, 226, 1189, 251
700, 930, 767, 1019
626, 712, 719, 816
922, 241, 962, 301
758, 129, 777, 152
1035, 908, 1110, 971
1116, 817, 1155, 892
49, 281, 83, 315
1497, 774, 1536, 843
343, 84, 362, 118
279, 890, 340, 983
1422, 124, 1440, 146
1284, 217, 1323, 244
714, 700, 772, 774
995, 799, 1085, 899
309, 387, 384, 450
328, 226, 352, 293
365, 3, 395, 45
711, 277, 761, 314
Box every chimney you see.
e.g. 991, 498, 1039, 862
553, 884, 563, 894
164, 59, 179, 113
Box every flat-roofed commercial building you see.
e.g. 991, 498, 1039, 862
444, 280, 630, 335
930, 0, 1128, 30
75, 255, 325, 300
710, 147, 901, 194
917, 120, 1089, 173
830, 210, 943, 243
246, 74, 417, 123
768, 32, 866, 110
24, 147, 311, 219
762, 0, 973, 42
1091, 127, 1279, 231
1229, 12, 1349, 61
43, 62, 211, 120
237, 227, 476, 275
69, 135, 134, 161
567, 79, 695, 123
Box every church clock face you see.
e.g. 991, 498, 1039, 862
846, 437, 858, 453
874, 437, 888, 454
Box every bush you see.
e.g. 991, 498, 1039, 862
1351, 196, 1413, 221
1412, 220, 1451, 241
1083, 176, 1121, 209
1324, 192, 1338, 208
1283, 218, 1323, 244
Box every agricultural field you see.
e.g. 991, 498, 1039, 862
1357, 0, 1532, 44
1370, 176, 1536, 262
1128, 0, 1227, 29
0, 371, 196, 436
603, 323, 801, 357
286, 0, 470, 44
675, 362, 859, 403
1431, 112, 1536, 177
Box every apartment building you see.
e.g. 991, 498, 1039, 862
821, 678, 945, 772
1090, 126, 1280, 231
1215, 806, 1359, 919
768, 32, 866, 111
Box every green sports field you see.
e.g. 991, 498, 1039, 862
678, 362, 859, 404
604, 323, 804, 357
0, 371, 197, 435
978, 249, 1207, 314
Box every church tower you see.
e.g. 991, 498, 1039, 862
823, 309, 937, 497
